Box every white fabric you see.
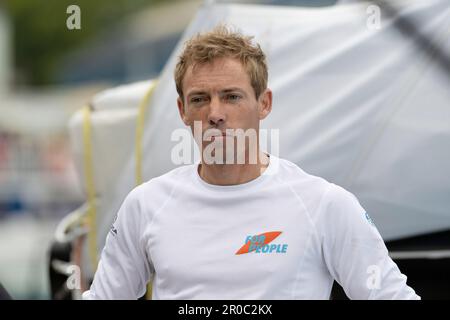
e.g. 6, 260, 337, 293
84, 155, 419, 300
68, 81, 154, 275
68, 80, 153, 197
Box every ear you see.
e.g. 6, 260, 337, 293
177, 96, 190, 126
258, 88, 272, 120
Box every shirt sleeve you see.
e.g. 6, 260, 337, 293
319, 184, 420, 300
82, 187, 153, 299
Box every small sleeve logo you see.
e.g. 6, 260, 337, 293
109, 214, 118, 236
364, 212, 375, 226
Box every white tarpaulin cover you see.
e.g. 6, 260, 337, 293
69, 0, 450, 275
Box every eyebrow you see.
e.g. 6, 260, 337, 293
186, 90, 208, 98
186, 87, 246, 98
221, 87, 246, 94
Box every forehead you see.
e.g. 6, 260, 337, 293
182, 58, 252, 94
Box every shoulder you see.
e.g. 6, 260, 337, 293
317, 183, 375, 237
139, 164, 194, 193
125, 164, 195, 213
275, 157, 367, 225
274, 157, 333, 215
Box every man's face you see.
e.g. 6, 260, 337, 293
177, 57, 272, 161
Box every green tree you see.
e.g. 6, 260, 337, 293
5, 0, 168, 86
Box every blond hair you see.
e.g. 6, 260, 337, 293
174, 25, 268, 101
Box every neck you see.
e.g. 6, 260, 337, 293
198, 150, 270, 186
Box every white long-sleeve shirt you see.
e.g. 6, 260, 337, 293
83, 154, 420, 300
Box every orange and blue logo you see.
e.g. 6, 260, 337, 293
235, 231, 288, 255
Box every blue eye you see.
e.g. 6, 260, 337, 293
227, 94, 241, 101
191, 96, 205, 104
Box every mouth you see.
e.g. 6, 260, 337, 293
204, 129, 233, 141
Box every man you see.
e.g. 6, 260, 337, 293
83, 26, 419, 299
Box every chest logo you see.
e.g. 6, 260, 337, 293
235, 231, 288, 255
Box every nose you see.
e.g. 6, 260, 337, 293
207, 96, 226, 127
